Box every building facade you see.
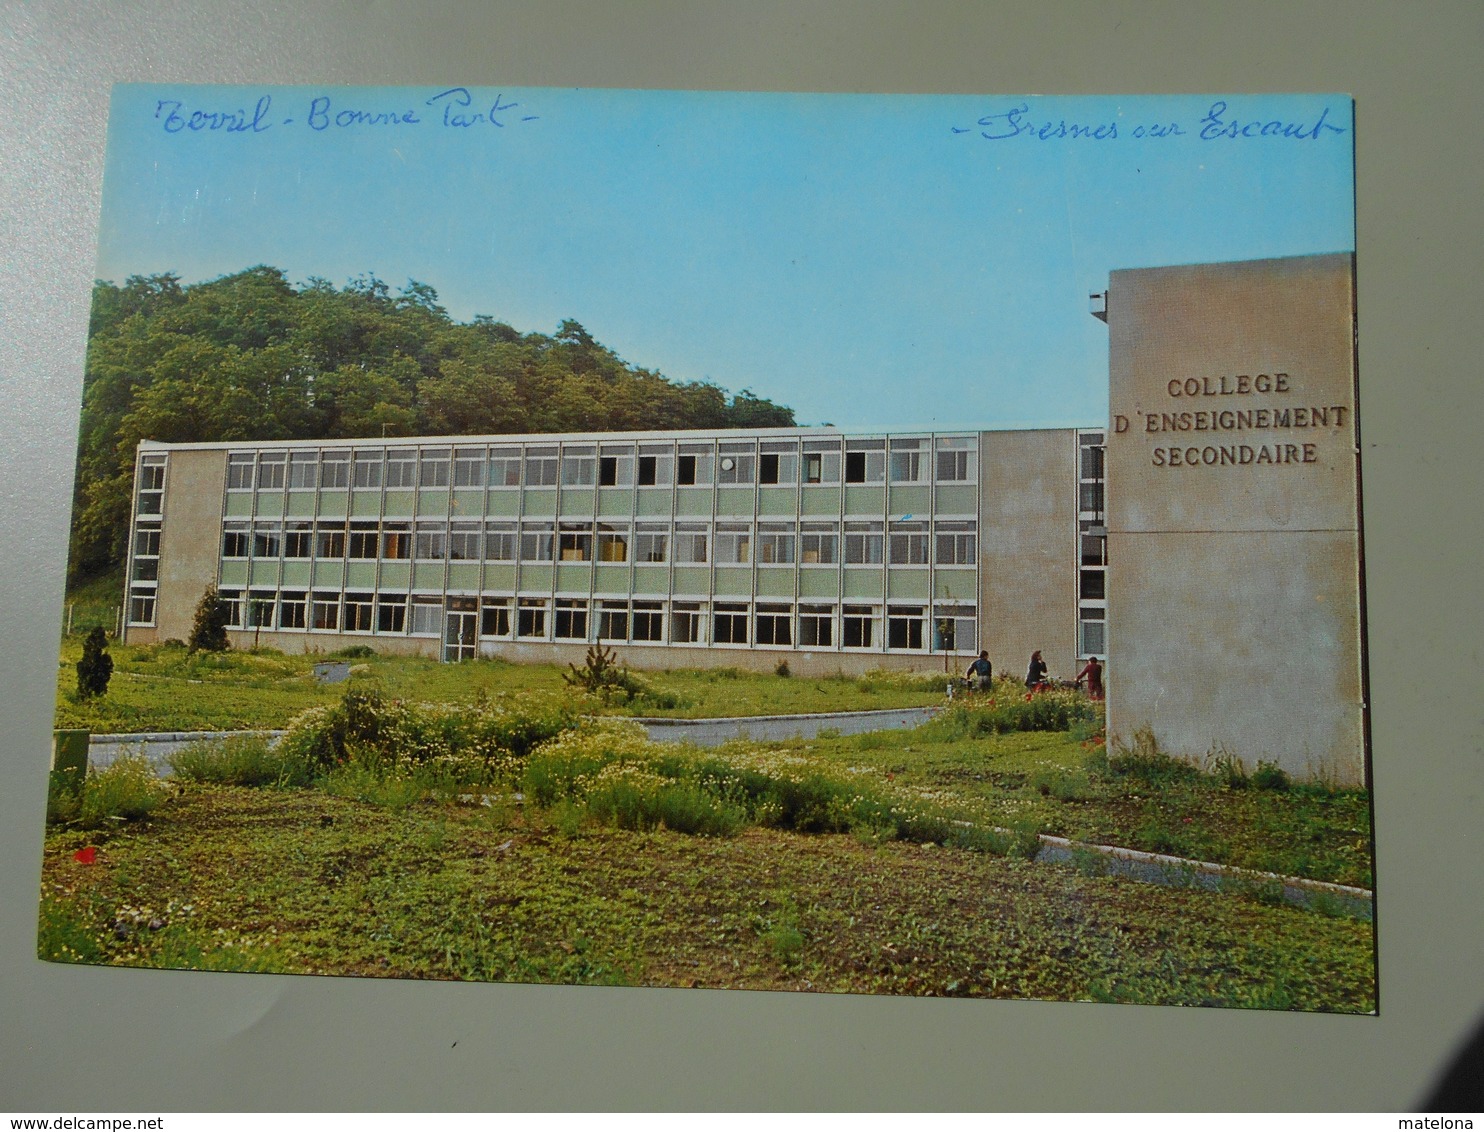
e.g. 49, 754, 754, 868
123, 426, 1104, 678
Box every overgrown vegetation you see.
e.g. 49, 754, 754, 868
46, 753, 170, 830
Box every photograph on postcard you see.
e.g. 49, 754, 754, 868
39, 85, 1373, 1010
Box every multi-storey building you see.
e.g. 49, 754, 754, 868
123, 426, 1105, 678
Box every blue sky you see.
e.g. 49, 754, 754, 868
97, 86, 1355, 431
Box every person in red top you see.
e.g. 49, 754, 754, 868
1076, 655, 1104, 700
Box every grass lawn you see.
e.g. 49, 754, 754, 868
54, 638, 947, 733
38, 784, 1376, 1010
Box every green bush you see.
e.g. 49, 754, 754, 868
1252, 760, 1292, 792
187, 585, 232, 653
50, 753, 170, 829
1103, 725, 1201, 786
75, 626, 114, 699
168, 734, 311, 788
921, 681, 1100, 741
329, 644, 377, 659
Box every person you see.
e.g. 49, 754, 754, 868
1025, 649, 1048, 689
965, 650, 992, 691
1076, 655, 1104, 700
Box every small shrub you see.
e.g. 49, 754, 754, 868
1030, 765, 1092, 803
1206, 747, 1249, 790
563, 643, 648, 704
72, 753, 169, 829
757, 902, 805, 966
329, 644, 377, 659
168, 734, 311, 788
75, 626, 114, 699
774, 660, 791, 678
1252, 760, 1292, 792
187, 585, 231, 653
1106, 725, 1200, 786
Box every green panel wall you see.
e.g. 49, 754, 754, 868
555, 564, 590, 592
450, 490, 483, 518
254, 491, 284, 517
756, 568, 794, 597
519, 565, 552, 591
597, 489, 632, 517
351, 491, 381, 517
799, 570, 840, 598
713, 567, 752, 596
671, 566, 710, 594
632, 566, 668, 594
674, 490, 712, 516
800, 487, 842, 515
447, 563, 480, 591
285, 491, 316, 516
224, 493, 253, 517
416, 490, 448, 516
413, 563, 445, 589
345, 562, 377, 589
522, 489, 556, 516
219, 560, 249, 586
280, 561, 311, 586
843, 486, 884, 516
317, 491, 348, 519
250, 561, 281, 587
935, 484, 977, 515
559, 489, 594, 515
757, 487, 797, 515
379, 563, 411, 590
313, 561, 345, 587
843, 570, 884, 599
934, 568, 976, 600
485, 490, 520, 517
887, 570, 931, 600
715, 487, 754, 516
888, 485, 932, 515
592, 565, 629, 593
483, 564, 517, 590
635, 489, 672, 516
384, 490, 415, 516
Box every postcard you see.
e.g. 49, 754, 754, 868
41, 85, 1372, 1011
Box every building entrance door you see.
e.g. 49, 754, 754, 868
443, 598, 477, 662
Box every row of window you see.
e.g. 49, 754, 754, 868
182, 589, 979, 652
209, 519, 979, 568
221, 435, 978, 492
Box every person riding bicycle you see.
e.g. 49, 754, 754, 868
966, 651, 993, 691
1025, 649, 1048, 689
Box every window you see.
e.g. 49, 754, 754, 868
488, 448, 521, 487
449, 522, 482, 561
524, 449, 558, 487
597, 526, 629, 563
844, 522, 883, 565
759, 445, 797, 485
132, 557, 158, 581
670, 602, 703, 643
637, 448, 672, 486
280, 591, 308, 629
800, 524, 838, 564
1080, 571, 1106, 600
755, 604, 792, 646
674, 525, 708, 564
844, 441, 885, 484
253, 523, 282, 559
888, 605, 925, 650
935, 436, 974, 482
347, 523, 378, 559
632, 601, 663, 642
1081, 442, 1105, 480
410, 598, 442, 636
714, 525, 751, 565
517, 599, 548, 638
555, 596, 587, 640
453, 447, 486, 488
485, 523, 517, 562
219, 589, 244, 628
134, 526, 160, 557
316, 523, 346, 559
128, 588, 157, 625
320, 450, 350, 488
559, 526, 592, 562
842, 605, 874, 648
1079, 483, 1105, 514
377, 594, 407, 633
311, 592, 340, 630
599, 451, 633, 487
222, 525, 250, 558
676, 445, 712, 486
257, 453, 287, 490
713, 603, 748, 645
933, 605, 977, 652
561, 451, 595, 486
381, 523, 412, 560
289, 452, 318, 489
888, 522, 929, 565
1080, 620, 1106, 657
519, 523, 553, 562
888, 440, 924, 483
802, 442, 841, 485
1081, 530, 1108, 566
415, 522, 447, 560
137, 456, 166, 515
635, 527, 667, 563
756, 525, 795, 565
385, 449, 417, 489
480, 599, 512, 637
717, 446, 755, 484
799, 605, 833, 647
285, 523, 314, 558
596, 601, 627, 641
353, 451, 383, 489
226, 453, 254, 490
935, 522, 977, 566
344, 592, 374, 632
419, 449, 450, 488
244, 589, 281, 631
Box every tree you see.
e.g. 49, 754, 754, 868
75, 626, 113, 699
188, 585, 232, 653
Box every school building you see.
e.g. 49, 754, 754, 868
121, 426, 1108, 678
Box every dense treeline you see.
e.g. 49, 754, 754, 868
71, 266, 794, 582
